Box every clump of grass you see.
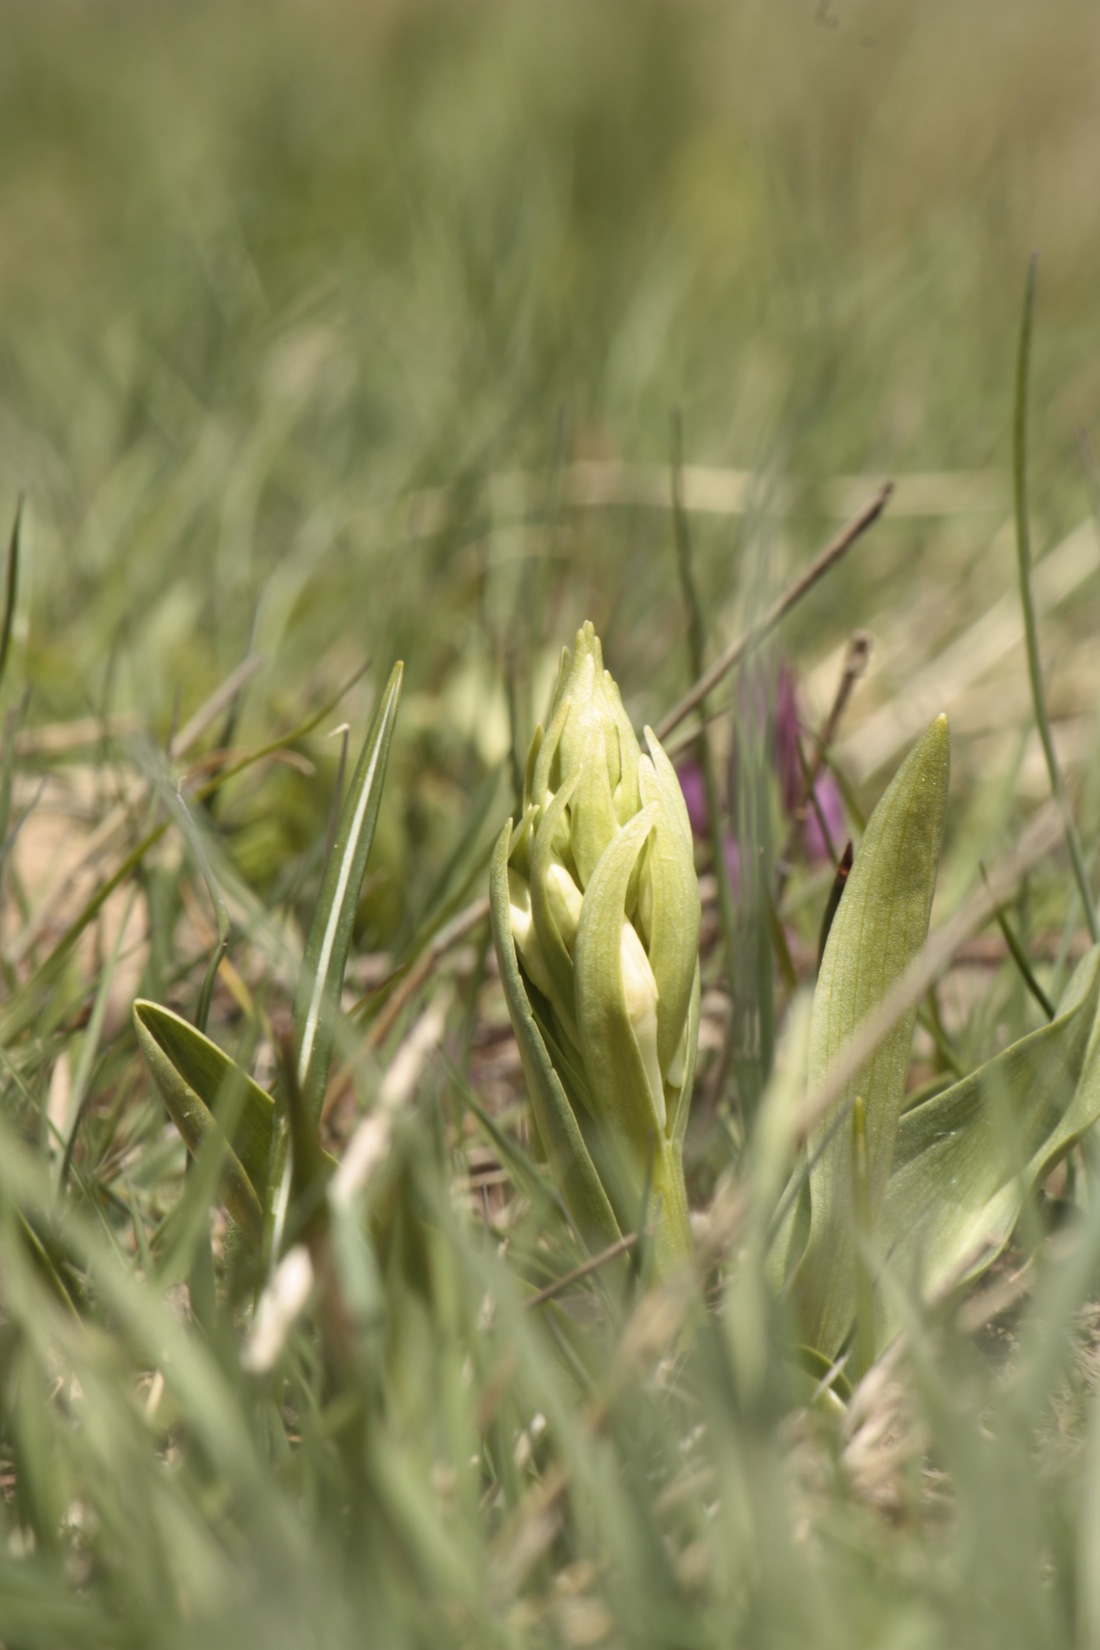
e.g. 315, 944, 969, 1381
4, 410, 1100, 1650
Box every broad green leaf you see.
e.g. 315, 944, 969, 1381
878, 941, 1100, 1345
133, 999, 275, 1247
489, 820, 623, 1257
292, 660, 404, 1122
792, 714, 950, 1356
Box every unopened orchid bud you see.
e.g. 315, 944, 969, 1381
490, 623, 701, 1273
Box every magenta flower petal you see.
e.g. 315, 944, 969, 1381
803, 770, 846, 863
676, 761, 709, 838
723, 835, 742, 897
773, 663, 804, 818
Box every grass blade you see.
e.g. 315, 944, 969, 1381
133, 999, 277, 1247
791, 715, 950, 1356
980, 862, 1055, 1019
0, 495, 23, 693
489, 821, 623, 1258
265, 662, 403, 1262
1013, 254, 1098, 941
291, 660, 403, 1121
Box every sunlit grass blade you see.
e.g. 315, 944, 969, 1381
291, 660, 403, 1123
262, 662, 403, 1262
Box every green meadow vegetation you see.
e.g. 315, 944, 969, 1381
3, 2, 1100, 1645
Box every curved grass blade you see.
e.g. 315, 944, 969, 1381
292, 660, 403, 1121
791, 715, 950, 1357
878, 941, 1100, 1347
981, 862, 1055, 1020
133, 999, 276, 1247
1013, 255, 1098, 940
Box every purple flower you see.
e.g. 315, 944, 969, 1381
677, 662, 845, 877
773, 664, 845, 863
677, 759, 708, 839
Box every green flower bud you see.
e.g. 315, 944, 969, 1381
489, 623, 701, 1273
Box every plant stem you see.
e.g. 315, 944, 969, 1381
1014, 254, 1099, 942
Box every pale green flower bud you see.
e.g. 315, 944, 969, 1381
490, 623, 701, 1274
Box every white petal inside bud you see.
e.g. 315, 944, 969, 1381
664, 1013, 690, 1090
509, 868, 554, 999
619, 918, 666, 1132
545, 859, 584, 953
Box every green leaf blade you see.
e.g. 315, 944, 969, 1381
133, 999, 276, 1248
794, 714, 950, 1355
489, 821, 623, 1257
879, 942, 1100, 1343
292, 660, 403, 1122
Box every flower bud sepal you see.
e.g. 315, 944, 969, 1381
489, 623, 701, 1279
491, 821, 698, 1277
490, 819, 625, 1257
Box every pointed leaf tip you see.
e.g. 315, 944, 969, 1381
791, 713, 951, 1355
133, 998, 276, 1247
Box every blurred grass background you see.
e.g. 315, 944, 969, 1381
0, 7, 1096, 656
4, 0, 1100, 929
4, 2, 1100, 1645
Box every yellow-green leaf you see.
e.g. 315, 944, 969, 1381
489, 820, 623, 1257
792, 715, 950, 1356
133, 1000, 275, 1248
878, 941, 1100, 1345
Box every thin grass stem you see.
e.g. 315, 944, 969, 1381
656, 482, 892, 742
670, 413, 740, 1040
1014, 254, 1098, 941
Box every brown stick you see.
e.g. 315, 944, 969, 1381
655, 483, 893, 743
524, 1231, 641, 1308
776, 630, 871, 895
